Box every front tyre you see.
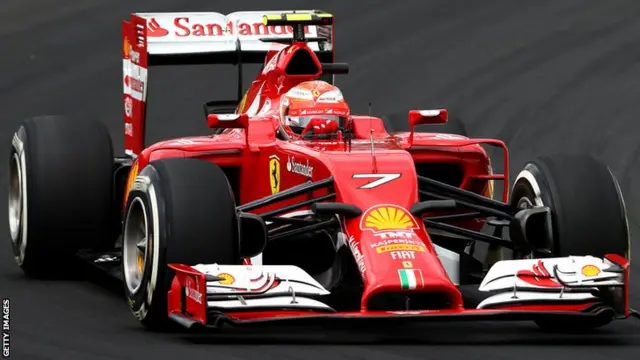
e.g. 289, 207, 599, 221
510, 155, 629, 258
122, 158, 240, 330
510, 154, 630, 331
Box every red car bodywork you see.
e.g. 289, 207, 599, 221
120, 13, 632, 328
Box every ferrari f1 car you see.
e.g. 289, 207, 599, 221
8, 10, 637, 332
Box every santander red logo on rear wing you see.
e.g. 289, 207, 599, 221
146, 15, 311, 38
133, 11, 331, 54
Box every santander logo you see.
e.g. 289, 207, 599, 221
147, 18, 169, 37
145, 17, 312, 38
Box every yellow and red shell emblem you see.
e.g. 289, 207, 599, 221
217, 273, 235, 285
360, 205, 419, 232
581, 264, 601, 277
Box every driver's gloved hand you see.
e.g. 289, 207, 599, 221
301, 118, 339, 137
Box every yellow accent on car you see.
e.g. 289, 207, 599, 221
269, 156, 280, 195
363, 206, 418, 232
217, 273, 235, 285
136, 253, 144, 273
123, 37, 130, 58
484, 159, 495, 199
124, 161, 139, 200
581, 264, 601, 277
262, 13, 333, 26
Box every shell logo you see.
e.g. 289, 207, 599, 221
217, 273, 235, 285
360, 205, 419, 232
581, 264, 601, 277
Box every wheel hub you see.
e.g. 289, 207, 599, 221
516, 196, 533, 210
123, 198, 149, 293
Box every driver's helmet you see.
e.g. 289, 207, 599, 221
279, 80, 350, 135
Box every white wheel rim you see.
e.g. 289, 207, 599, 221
8, 153, 22, 243
123, 197, 149, 293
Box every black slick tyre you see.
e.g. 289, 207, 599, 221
8, 116, 114, 278
511, 154, 629, 258
510, 154, 630, 331
122, 158, 240, 330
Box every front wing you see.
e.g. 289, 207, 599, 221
167, 254, 636, 329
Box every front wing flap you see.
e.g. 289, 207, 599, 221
167, 263, 335, 327
166, 254, 634, 329
477, 254, 630, 315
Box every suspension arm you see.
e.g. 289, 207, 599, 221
417, 175, 513, 215
238, 176, 334, 213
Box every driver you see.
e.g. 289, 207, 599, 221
279, 80, 350, 138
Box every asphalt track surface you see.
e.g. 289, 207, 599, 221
1, 0, 640, 359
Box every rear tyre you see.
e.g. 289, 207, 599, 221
122, 158, 240, 330
510, 154, 630, 331
8, 116, 115, 278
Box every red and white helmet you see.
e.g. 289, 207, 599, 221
279, 80, 350, 134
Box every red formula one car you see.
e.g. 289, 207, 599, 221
8, 10, 637, 332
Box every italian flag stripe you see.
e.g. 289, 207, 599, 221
398, 269, 424, 290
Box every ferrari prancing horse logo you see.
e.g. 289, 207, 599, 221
269, 155, 280, 194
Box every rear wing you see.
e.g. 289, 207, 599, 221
122, 10, 335, 157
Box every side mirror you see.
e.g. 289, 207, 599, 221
409, 109, 448, 127
408, 109, 448, 147
207, 113, 249, 129
238, 212, 268, 258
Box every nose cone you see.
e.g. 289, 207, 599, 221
319, 143, 463, 310
345, 204, 463, 311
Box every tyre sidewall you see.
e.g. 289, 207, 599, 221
511, 157, 629, 258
